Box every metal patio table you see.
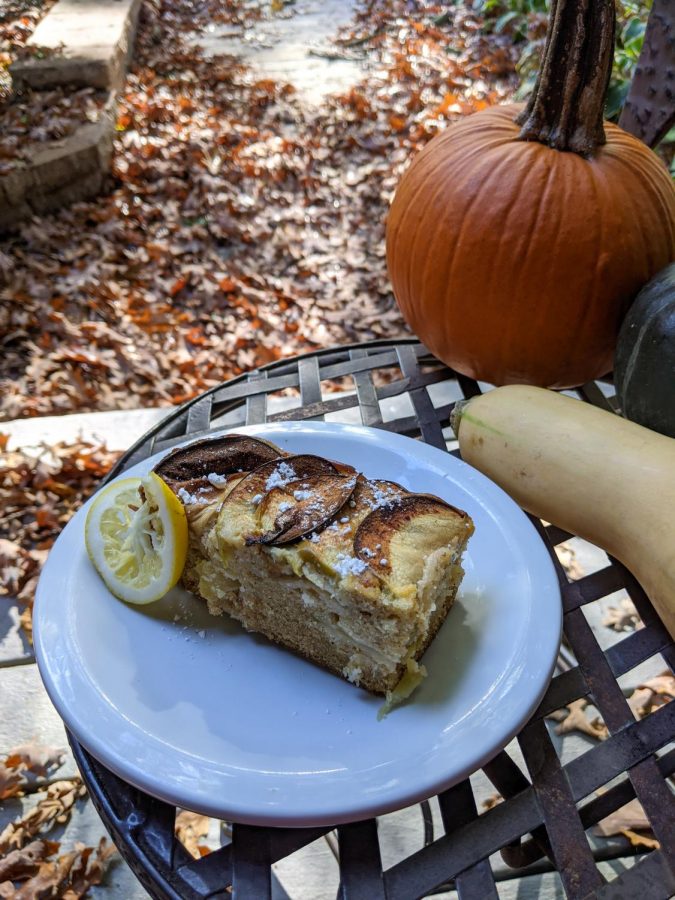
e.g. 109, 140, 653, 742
67, 339, 675, 899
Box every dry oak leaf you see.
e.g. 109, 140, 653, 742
639, 672, 675, 698
555, 543, 585, 581
62, 837, 117, 898
549, 699, 608, 741
0, 538, 28, 597
19, 606, 33, 646
0, 779, 86, 854
619, 828, 660, 851
602, 597, 641, 632
5, 742, 66, 778
175, 809, 211, 859
593, 797, 660, 851
481, 793, 503, 811
0, 766, 24, 801
0, 742, 65, 800
0, 839, 60, 883
594, 798, 651, 837
6, 838, 116, 900
627, 687, 655, 720
627, 672, 674, 719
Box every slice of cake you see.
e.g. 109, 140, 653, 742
155, 434, 474, 695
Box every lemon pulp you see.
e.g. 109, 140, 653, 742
85, 471, 188, 604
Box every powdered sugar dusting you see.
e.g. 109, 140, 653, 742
366, 485, 400, 511
265, 462, 297, 491
207, 472, 228, 486
334, 553, 368, 577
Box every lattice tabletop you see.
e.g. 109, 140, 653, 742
68, 340, 675, 899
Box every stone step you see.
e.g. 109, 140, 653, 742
0, 102, 116, 230
11, 0, 142, 92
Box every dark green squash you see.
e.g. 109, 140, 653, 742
614, 264, 675, 438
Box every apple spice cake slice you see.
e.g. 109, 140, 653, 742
155, 435, 474, 695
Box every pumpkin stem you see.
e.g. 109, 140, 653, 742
516, 0, 616, 157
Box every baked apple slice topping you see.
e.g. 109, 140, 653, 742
354, 495, 474, 590
154, 434, 286, 506
216, 454, 358, 545
155, 434, 284, 483
258, 472, 358, 545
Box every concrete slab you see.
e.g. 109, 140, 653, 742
0, 664, 149, 896
11, 0, 142, 91
3, 406, 173, 453
0, 664, 77, 777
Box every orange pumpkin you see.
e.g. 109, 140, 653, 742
386, 2, 675, 389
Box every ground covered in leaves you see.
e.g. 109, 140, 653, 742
0, 0, 516, 420
0, 740, 117, 897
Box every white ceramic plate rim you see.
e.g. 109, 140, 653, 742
34, 421, 562, 826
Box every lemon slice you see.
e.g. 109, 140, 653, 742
85, 472, 188, 604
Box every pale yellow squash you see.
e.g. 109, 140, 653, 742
452, 385, 675, 639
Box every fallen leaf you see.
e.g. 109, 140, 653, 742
5, 742, 66, 778
627, 687, 655, 719
0, 440, 121, 641
549, 699, 608, 741
18, 607, 33, 645
0, 779, 87, 853
603, 598, 641, 632
594, 798, 651, 837
555, 543, 584, 581
0, 743, 65, 799
63, 837, 117, 896
619, 828, 660, 850
7, 840, 114, 900
639, 672, 675, 697
0, 765, 24, 801
481, 793, 503, 811
0, 839, 60, 882
0, 838, 117, 900
175, 809, 211, 859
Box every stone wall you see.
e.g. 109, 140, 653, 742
0, 0, 141, 231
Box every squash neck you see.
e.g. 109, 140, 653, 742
516, 0, 615, 157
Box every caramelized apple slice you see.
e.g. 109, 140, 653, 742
353, 478, 408, 514
154, 434, 284, 485
154, 434, 285, 507
216, 455, 349, 546
354, 495, 473, 591
258, 472, 358, 545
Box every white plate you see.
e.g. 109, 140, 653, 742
34, 421, 561, 827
